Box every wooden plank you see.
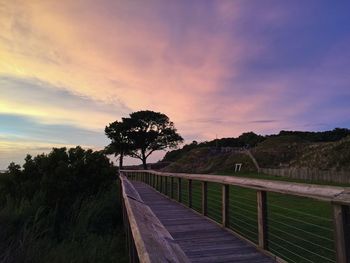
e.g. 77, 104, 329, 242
121, 170, 350, 202
222, 184, 229, 227
333, 204, 350, 263
257, 190, 268, 250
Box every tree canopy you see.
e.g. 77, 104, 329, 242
105, 110, 183, 169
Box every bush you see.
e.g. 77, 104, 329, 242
0, 147, 127, 263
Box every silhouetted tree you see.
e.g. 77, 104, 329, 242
105, 121, 132, 169
105, 110, 183, 169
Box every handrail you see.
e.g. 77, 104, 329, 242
121, 170, 350, 203
121, 169, 350, 263
119, 174, 189, 263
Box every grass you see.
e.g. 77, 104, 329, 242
141, 173, 339, 263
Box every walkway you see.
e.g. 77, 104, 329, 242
131, 181, 274, 263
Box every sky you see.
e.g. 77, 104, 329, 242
1, 0, 350, 169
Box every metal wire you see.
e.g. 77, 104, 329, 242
268, 241, 311, 263
229, 211, 258, 224
231, 195, 257, 204
268, 203, 333, 222
269, 232, 335, 262
266, 216, 333, 242
229, 216, 258, 230
270, 211, 332, 232
208, 189, 222, 195
229, 222, 258, 238
268, 224, 334, 253
231, 199, 257, 210
229, 204, 257, 217
207, 196, 222, 203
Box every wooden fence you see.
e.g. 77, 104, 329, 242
261, 168, 350, 184
121, 170, 350, 263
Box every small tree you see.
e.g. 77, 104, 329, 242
105, 120, 132, 169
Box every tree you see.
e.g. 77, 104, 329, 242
105, 120, 132, 169
105, 110, 183, 169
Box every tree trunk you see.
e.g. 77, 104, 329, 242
141, 151, 147, 169
142, 158, 147, 170
119, 152, 123, 169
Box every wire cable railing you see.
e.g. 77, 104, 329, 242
123, 170, 350, 263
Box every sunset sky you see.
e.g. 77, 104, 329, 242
1, 0, 350, 168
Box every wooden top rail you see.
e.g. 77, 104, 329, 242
121, 170, 350, 204
120, 175, 189, 263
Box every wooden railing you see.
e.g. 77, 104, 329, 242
119, 174, 189, 263
121, 170, 350, 263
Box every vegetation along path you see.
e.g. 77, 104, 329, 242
130, 181, 274, 263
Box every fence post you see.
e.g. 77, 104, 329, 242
188, 179, 192, 208
160, 176, 163, 193
178, 178, 182, 202
257, 190, 268, 250
171, 177, 174, 198
333, 204, 350, 263
222, 184, 229, 227
164, 176, 168, 195
202, 181, 207, 216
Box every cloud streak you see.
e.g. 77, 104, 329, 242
1, 0, 350, 168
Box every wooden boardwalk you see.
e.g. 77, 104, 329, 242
131, 181, 274, 263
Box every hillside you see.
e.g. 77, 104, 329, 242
162, 147, 256, 173
161, 129, 350, 174
291, 136, 350, 171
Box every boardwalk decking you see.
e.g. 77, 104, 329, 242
131, 181, 275, 263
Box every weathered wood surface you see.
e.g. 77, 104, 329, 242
131, 181, 274, 263
120, 175, 190, 263
122, 170, 350, 203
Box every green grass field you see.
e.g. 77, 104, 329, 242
148, 174, 337, 263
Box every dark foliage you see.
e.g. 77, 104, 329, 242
276, 128, 350, 142
106, 110, 183, 169
0, 147, 127, 263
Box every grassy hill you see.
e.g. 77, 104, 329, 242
161, 129, 350, 174
162, 147, 256, 173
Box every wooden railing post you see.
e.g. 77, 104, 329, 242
333, 204, 350, 263
202, 181, 207, 216
222, 184, 229, 227
178, 178, 182, 202
164, 177, 168, 195
257, 190, 268, 250
160, 176, 163, 193
171, 177, 174, 198
188, 179, 192, 208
